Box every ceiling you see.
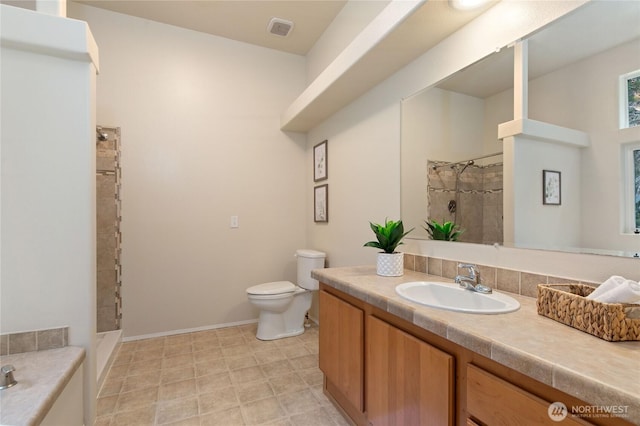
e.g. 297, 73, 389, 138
71, 0, 498, 61
74, 0, 348, 55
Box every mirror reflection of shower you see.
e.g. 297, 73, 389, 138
431, 160, 475, 220
428, 152, 503, 244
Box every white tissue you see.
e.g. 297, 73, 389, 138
587, 276, 640, 304
586, 275, 626, 300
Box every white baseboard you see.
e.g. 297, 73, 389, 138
122, 318, 259, 342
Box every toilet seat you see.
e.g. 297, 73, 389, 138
246, 281, 295, 296
246, 249, 325, 340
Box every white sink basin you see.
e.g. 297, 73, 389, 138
395, 281, 520, 314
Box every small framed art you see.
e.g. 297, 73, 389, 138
543, 170, 561, 205
314, 184, 328, 222
313, 140, 328, 182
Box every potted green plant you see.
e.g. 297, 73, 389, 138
423, 219, 463, 241
364, 219, 413, 276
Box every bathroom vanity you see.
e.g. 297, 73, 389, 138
313, 266, 639, 426
0, 347, 85, 425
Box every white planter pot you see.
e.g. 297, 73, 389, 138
376, 252, 404, 277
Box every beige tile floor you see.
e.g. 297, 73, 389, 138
96, 323, 350, 426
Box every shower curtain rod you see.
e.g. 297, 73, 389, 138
431, 151, 503, 170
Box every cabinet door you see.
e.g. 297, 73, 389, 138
319, 290, 364, 412
367, 315, 454, 426
467, 364, 590, 426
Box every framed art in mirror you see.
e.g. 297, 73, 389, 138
543, 170, 561, 206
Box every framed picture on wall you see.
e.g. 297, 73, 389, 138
543, 170, 561, 205
313, 140, 328, 182
314, 184, 328, 222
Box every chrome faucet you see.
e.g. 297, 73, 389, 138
0, 365, 17, 390
455, 263, 492, 294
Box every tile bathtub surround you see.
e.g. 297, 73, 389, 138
96, 323, 350, 426
403, 253, 597, 298
0, 327, 68, 356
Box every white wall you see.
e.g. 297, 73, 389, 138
527, 38, 640, 253
484, 88, 513, 152
510, 136, 582, 248
0, 16, 97, 336
0, 5, 98, 423
68, 3, 308, 339
306, 80, 403, 270
307, 0, 638, 283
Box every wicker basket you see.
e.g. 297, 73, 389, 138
537, 283, 640, 342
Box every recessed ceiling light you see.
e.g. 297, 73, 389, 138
267, 17, 294, 37
449, 0, 489, 11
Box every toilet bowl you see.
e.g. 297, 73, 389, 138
247, 249, 326, 340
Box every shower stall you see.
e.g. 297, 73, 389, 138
96, 126, 122, 388
427, 152, 503, 244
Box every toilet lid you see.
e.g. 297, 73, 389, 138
246, 281, 296, 295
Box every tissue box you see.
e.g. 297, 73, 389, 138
537, 283, 640, 342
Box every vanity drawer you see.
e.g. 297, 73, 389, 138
466, 364, 590, 426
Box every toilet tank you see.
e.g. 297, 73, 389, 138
296, 249, 326, 290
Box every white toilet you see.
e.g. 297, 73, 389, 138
246, 249, 326, 340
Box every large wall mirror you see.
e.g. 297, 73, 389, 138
401, 1, 640, 257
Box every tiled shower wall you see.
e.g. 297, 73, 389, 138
427, 160, 503, 245
96, 127, 122, 332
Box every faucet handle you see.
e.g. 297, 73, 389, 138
458, 263, 478, 278
1, 364, 17, 389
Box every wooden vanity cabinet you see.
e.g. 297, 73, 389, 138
319, 285, 454, 426
319, 284, 629, 426
319, 289, 365, 424
367, 315, 454, 426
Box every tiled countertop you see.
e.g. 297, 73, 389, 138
312, 266, 640, 424
0, 346, 85, 426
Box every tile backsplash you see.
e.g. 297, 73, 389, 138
404, 253, 598, 298
0, 327, 68, 356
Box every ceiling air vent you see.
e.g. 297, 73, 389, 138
267, 17, 294, 37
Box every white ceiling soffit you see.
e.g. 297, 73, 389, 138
280, 0, 497, 132
438, 0, 640, 99
75, 0, 347, 56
